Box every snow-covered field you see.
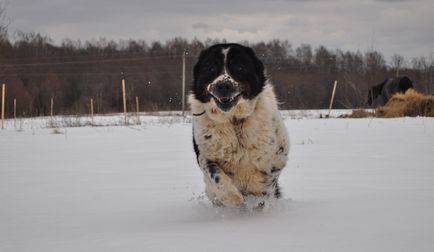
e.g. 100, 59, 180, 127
1, 114, 434, 251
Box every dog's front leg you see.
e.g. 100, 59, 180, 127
199, 158, 244, 208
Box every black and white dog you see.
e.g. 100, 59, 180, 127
189, 43, 289, 208
367, 76, 414, 106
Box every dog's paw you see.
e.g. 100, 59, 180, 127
219, 187, 244, 208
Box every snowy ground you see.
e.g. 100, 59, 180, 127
0, 109, 351, 129
1, 114, 434, 251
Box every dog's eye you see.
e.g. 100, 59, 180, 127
235, 66, 245, 73
203, 65, 216, 73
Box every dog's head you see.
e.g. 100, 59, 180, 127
192, 43, 266, 113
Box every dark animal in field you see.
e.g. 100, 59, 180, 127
189, 43, 289, 209
367, 76, 414, 106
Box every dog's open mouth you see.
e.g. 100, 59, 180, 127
212, 93, 241, 112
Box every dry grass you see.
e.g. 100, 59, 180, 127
376, 89, 434, 117
343, 109, 375, 118
343, 89, 434, 118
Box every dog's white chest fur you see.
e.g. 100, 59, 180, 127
190, 84, 289, 199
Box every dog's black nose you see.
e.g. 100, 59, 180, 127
214, 81, 236, 100
217, 81, 234, 91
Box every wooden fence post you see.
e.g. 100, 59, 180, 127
135, 96, 140, 124
122, 78, 127, 125
50, 97, 54, 117
327, 80, 338, 118
182, 49, 187, 117
1, 84, 5, 129
90, 98, 94, 127
14, 98, 16, 128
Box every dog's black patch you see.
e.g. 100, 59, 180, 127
274, 184, 282, 198
256, 201, 265, 210
226, 45, 266, 99
271, 167, 281, 173
269, 177, 278, 187
192, 135, 200, 162
207, 160, 218, 178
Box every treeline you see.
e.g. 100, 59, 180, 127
1, 32, 433, 117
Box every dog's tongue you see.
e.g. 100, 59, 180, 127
216, 99, 233, 112
219, 97, 232, 104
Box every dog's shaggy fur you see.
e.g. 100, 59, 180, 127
367, 76, 414, 106
189, 43, 289, 208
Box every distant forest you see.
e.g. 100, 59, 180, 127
1, 15, 433, 117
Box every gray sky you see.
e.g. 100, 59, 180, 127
6, 0, 434, 61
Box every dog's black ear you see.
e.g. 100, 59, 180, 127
254, 56, 266, 85
193, 55, 202, 86
193, 49, 208, 87
245, 46, 266, 84
242, 46, 267, 97
193, 44, 223, 85
192, 50, 210, 102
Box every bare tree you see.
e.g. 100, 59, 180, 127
296, 44, 313, 72
0, 27, 430, 114
391, 54, 405, 77
0, 1, 9, 41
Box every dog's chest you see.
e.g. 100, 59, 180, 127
197, 116, 276, 173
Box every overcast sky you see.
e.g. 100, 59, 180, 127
6, 0, 434, 61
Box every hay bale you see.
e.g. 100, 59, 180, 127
339, 89, 434, 118
376, 89, 434, 117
